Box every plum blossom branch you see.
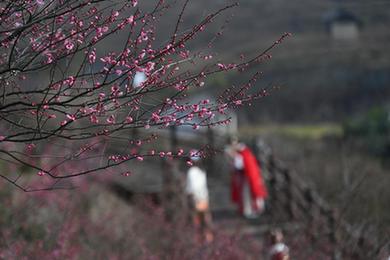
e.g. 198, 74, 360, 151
0, 0, 289, 191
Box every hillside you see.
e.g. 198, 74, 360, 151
159, 0, 390, 123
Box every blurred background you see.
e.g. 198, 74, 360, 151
1, 0, 389, 258
178, 0, 390, 235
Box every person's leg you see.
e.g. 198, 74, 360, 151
195, 201, 214, 243
242, 179, 254, 218
232, 172, 244, 214
194, 211, 203, 243
203, 210, 214, 243
255, 198, 265, 214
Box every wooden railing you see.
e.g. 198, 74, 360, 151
252, 138, 386, 259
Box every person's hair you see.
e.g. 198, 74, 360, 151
227, 135, 239, 145
269, 229, 284, 244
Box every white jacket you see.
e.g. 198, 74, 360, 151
186, 166, 209, 204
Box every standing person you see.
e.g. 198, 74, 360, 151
227, 138, 268, 218
185, 153, 213, 243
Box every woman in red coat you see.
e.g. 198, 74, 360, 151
228, 141, 268, 218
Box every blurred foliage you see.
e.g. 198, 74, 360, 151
0, 181, 261, 259
343, 106, 390, 157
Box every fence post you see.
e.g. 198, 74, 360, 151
283, 170, 298, 220
329, 209, 342, 260
304, 187, 319, 242
205, 127, 215, 175
170, 125, 178, 151
161, 126, 187, 223
161, 159, 187, 223
267, 155, 278, 215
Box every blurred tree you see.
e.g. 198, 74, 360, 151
344, 106, 390, 158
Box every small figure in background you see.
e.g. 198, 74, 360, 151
226, 137, 268, 219
185, 152, 213, 243
268, 229, 290, 260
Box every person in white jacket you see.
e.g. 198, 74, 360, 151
186, 154, 213, 243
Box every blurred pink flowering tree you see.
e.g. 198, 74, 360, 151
0, 0, 289, 191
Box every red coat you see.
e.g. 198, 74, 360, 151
231, 147, 268, 206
